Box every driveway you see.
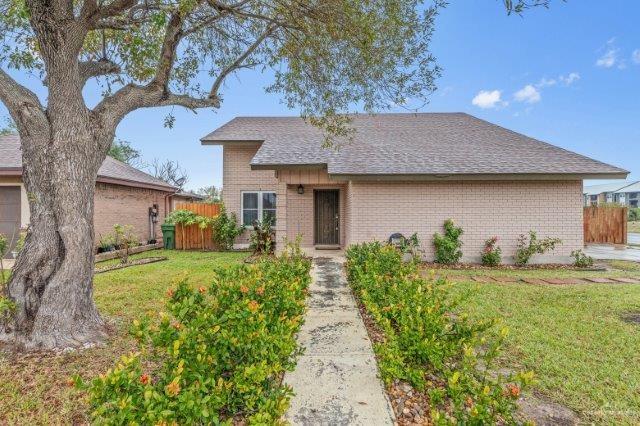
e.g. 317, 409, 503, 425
629, 233, 640, 245
585, 244, 640, 262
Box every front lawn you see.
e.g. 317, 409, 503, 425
629, 221, 640, 233
443, 261, 640, 424
0, 249, 247, 425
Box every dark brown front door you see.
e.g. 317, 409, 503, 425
0, 186, 21, 253
314, 189, 339, 246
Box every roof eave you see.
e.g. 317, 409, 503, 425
200, 139, 264, 146
96, 176, 177, 192
327, 172, 629, 182
0, 168, 22, 176
250, 163, 327, 171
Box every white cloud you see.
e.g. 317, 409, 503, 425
596, 48, 617, 68
471, 90, 503, 109
596, 38, 626, 69
559, 72, 580, 85
633, 49, 640, 64
536, 78, 557, 88
514, 84, 541, 104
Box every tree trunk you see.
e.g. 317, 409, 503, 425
1, 133, 108, 349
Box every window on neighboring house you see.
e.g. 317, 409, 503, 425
242, 191, 276, 227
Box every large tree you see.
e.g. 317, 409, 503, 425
0, 0, 547, 350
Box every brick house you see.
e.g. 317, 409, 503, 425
0, 134, 178, 251
202, 113, 627, 263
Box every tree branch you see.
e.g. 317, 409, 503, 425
210, 24, 275, 97
0, 68, 47, 130
94, 82, 220, 136
79, 59, 122, 85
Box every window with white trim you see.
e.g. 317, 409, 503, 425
241, 191, 276, 227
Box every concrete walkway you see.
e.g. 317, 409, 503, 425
284, 257, 395, 426
585, 244, 640, 262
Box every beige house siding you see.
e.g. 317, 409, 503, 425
94, 182, 169, 244
2, 176, 171, 246
222, 144, 279, 244
222, 146, 583, 261
345, 180, 583, 262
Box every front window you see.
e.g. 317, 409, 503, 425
242, 191, 276, 227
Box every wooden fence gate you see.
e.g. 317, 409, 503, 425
174, 203, 221, 250
583, 206, 627, 245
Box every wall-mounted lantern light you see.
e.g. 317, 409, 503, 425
297, 184, 304, 195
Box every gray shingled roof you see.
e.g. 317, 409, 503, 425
583, 181, 637, 195
0, 134, 176, 191
201, 113, 628, 178
614, 181, 640, 194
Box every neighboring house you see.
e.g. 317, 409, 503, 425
171, 191, 206, 209
202, 113, 627, 263
583, 181, 640, 206
0, 134, 178, 252
614, 182, 640, 208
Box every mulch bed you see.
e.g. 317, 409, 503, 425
94, 257, 168, 274
421, 262, 606, 272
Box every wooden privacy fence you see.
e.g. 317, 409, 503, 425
174, 203, 221, 250
584, 206, 627, 245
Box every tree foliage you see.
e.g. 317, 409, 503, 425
0, 0, 454, 138
108, 139, 142, 166
196, 185, 221, 202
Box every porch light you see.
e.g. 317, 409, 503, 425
297, 184, 304, 195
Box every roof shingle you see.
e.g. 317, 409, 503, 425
0, 134, 176, 191
201, 113, 627, 178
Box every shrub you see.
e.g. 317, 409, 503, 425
571, 249, 594, 268
165, 209, 197, 250
211, 205, 244, 250
514, 231, 562, 266
84, 245, 311, 424
112, 224, 139, 264
481, 236, 502, 266
433, 219, 463, 264
194, 215, 214, 251
250, 218, 275, 254
0, 233, 7, 285
398, 232, 421, 260
629, 207, 640, 222
346, 243, 533, 423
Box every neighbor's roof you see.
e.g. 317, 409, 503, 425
614, 181, 640, 194
201, 113, 628, 179
583, 181, 638, 195
0, 134, 176, 191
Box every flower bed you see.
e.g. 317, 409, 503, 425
346, 242, 533, 424
82, 246, 311, 424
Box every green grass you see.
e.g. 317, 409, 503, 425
629, 221, 640, 233
0, 249, 247, 425
442, 261, 640, 425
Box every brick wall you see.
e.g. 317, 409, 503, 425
345, 180, 584, 262
94, 182, 169, 244
222, 144, 279, 244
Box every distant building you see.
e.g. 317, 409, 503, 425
615, 182, 640, 208
583, 181, 640, 206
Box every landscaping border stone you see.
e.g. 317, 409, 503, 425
94, 242, 163, 262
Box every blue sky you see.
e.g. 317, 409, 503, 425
2, 1, 639, 190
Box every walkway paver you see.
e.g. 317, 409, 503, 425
284, 257, 395, 426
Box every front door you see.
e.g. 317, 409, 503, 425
314, 189, 339, 246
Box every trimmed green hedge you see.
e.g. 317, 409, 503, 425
346, 242, 533, 424
84, 247, 311, 424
